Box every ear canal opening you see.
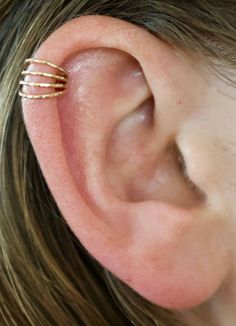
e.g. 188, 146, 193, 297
172, 142, 207, 203
144, 96, 155, 128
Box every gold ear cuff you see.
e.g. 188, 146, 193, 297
18, 58, 68, 99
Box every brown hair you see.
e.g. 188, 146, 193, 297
0, 1, 235, 325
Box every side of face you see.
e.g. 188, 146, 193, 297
20, 15, 236, 310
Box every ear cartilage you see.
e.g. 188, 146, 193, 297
18, 58, 68, 99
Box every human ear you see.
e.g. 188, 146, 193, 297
20, 15, 232, 310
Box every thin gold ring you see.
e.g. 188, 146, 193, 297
18, 91, 65, 99
19, 58, 68, 99
19, 80, 67, 88
21, 71, 68, 82
24, 58, 67, 75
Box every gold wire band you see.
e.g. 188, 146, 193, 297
19, 80, 67, 89
19, 57, 68, 99
19, 91, 65, 99
24, 58, 67, 76
21, 71, 68, 82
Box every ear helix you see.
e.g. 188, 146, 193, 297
18, 58, 68, 99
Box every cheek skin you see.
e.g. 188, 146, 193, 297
177, 85, 236, 213
153, 76, 236, 309
131, 73, 236, 310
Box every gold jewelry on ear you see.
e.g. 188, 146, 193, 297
19, 58, 68, 99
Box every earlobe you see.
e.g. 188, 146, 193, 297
21, 15, 232, 310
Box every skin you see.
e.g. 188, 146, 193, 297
20, 15, 236, 325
